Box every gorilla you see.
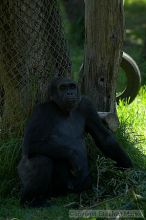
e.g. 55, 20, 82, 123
18, 77, 132, 207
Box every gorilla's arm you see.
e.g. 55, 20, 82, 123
81, 97, 133, 168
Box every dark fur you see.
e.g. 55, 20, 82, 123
18, 78, 132, 207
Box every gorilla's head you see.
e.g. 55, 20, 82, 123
49, 77, 80, 113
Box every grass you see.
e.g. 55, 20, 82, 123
124, 0, 146, 83
0, 0, 146, 219
117, 87, 146, 168
0, 197, 70, 220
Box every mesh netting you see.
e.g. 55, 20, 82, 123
0, 0, 72, 138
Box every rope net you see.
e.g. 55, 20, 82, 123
0, 0, 72, 138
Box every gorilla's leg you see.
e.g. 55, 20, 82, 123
18, 156, 53, 207
52, 160, 92, 195
73, 174, 92, 193
52, 160, 70, 196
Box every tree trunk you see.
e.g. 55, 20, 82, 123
81, 0, 124, 112
0, 0, 71, 137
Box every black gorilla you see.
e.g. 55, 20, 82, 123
18, 77, 132, 207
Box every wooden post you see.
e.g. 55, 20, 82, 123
81, 0, 124, 114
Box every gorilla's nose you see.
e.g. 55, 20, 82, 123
67, 92, 73, 96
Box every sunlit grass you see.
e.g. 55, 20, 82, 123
117, 86, 146, 143
125, 0, 146, 5
115, 86, 146, 172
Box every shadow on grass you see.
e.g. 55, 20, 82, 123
124, 0, 146, 84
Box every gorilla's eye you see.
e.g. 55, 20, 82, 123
59, 83, 76, 92
59, 84, 67, 91
69, 83, 76, 89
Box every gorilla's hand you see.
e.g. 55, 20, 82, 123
68, 151, 82, 177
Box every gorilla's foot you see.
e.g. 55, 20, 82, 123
21, 198, 51, 208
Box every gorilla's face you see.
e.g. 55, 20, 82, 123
51, 78, 80, 114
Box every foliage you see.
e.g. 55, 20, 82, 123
124, 0, 146, 84
0, 138, 21, 198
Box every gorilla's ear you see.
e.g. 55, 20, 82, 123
77, 83, 81, 100
47, 78, 58, 101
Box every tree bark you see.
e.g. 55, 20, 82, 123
0, 0, 71, 137
81, 0, 124, 112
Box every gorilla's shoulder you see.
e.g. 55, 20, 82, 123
78, 96, 93, 114
79, 96, 93, 107
32, 102, 54, 115
33, 102, 48, 111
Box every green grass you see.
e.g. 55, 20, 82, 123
117, 86, 146, 168
0, 197, 70, 220
117, 86, 146, 143
124, 0, 146, 83
0, 138, 21, 198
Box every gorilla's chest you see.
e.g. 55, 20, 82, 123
48, 111, 85, 145
38, 108, 85, 146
